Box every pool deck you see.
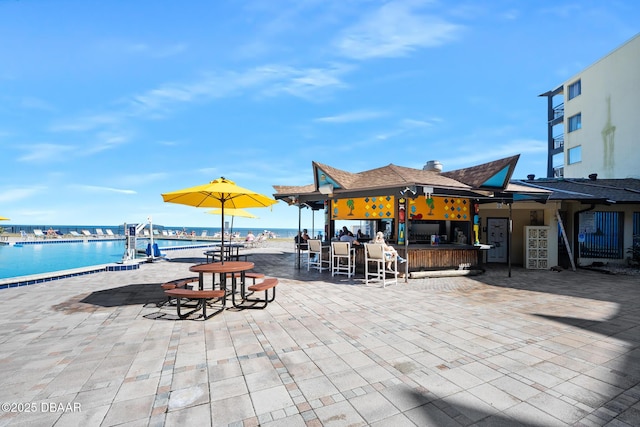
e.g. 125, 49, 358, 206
0, 241, 638, 426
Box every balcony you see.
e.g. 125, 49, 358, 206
549, 103, 564, 125
553, 167, 564, 178
553, 134, 564, 150
553, 103, 564, 118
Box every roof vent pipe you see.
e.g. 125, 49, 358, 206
423, 160, 443, 172
588, 173, 597, 181
527, 174, 535, 181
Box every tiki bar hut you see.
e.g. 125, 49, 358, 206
273, 155, 550, 275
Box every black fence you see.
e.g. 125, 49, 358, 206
579, 211, 624, 259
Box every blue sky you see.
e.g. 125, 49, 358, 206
1, 0, 638, 231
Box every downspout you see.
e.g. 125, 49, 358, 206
573, 204, 596, 268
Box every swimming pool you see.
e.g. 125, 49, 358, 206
0, 239, 219, 281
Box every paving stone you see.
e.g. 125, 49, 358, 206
0, 242, 638, 426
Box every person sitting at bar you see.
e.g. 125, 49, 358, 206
294, 229, 309, 250
339, 231, 361, 245
295, 229, 314, 259
373, 231, 406, 269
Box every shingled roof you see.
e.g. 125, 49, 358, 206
313, 161, 472, 191
442, 155, 520, 189
272, 183, 315, 195
273, 155, 525, 202
514, 178, 640, 203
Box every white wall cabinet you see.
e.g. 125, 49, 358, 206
524, 226, 550, 269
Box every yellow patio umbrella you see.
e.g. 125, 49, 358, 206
0, 217, 9, 221
207, 208, 258, 243
161, 177, 277, 263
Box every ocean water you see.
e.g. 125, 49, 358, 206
2, 224, 302, 239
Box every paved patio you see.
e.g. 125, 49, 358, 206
0, 242, 638, 426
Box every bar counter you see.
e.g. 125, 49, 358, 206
353, 243, 481, 271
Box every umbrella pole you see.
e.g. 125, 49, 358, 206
221, 203, 225, 264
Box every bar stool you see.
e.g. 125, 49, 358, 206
308, 239, 330, 271
331, 241, 355, 277
364, 243, 397, 287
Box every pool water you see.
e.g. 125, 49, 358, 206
0, 239, 217, 280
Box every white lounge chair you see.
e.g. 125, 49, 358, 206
105, 229, 115, 237
20, 230, 28, 240
253, 233, 267, 247
81, 230, 92, 237
33, 229, 45, 239
70, 231, 82, 237
95, 228, 105, 237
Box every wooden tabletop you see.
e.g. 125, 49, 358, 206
189, 261, 254, 273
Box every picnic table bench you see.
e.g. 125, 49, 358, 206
164, 288, 226, 320
240, 277, 278, 309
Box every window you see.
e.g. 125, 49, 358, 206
568, 146, 582, 164
568, 113, 581, 132
579, 211, 624, 259
568, 79, 581, 100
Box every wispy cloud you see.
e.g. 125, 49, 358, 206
157, 140, 180, 146
335, 1, 463, 60
20, 96, 55, 112
16, 209, 57, 218
50, 113, 122, 133
196, 167, 219, 176
315, 110, 386, 123
100, 39, 188, 58
500, 9, 520, 20
70, 184, 137, 195
442, 138, 546, 169
17, 143, 75, 163
331, 115, 441, 152
263, 65, 350, 100
401, 117, 441, 127
540, 4, 585, 18
81, 132, 131, 155
117, 172, 169, 186
0, 186, 44, 202
129, 42, 187, 58
129, 63, 351, 116
157, 43, 188, 58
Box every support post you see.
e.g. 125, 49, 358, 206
508, 203, 512, 278
296, 203, 302, 269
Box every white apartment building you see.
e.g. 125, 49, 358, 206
540, 33, 640, 179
